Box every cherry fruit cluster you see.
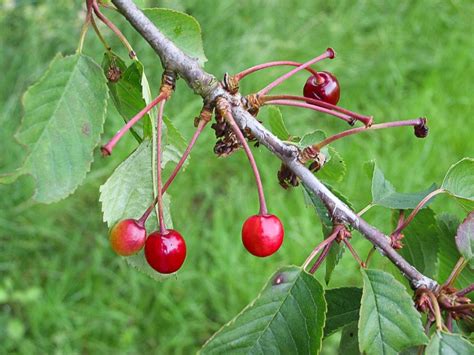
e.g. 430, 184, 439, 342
101, 40, 426, 275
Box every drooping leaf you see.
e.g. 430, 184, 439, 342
201, 266, 326, 354
143, 8, 207, 66
99, 140, 174, 280
102, 52, 151, 140
442, 158, 474, 209
359, 269, 428, 355
391, 208, 439, 279
339, 323, 360, 355
267, 106, 290, 140
365, 161, 438, 209
425, 331, 473, 354
324, 287, 362, 337
437, 214, 473, 288
0, 53, 108, 203
456, 211, 474, 266
302, 184, 354, 284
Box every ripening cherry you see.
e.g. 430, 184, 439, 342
145, 229, 187, 274
303, 71, 340, 105
242, 214, 284, 257
109, 219, 147, 256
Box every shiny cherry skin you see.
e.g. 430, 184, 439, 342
303, 71, 340, 105
145, 229, 187, 274
242, 214, 284, 257
109, 219, 146, 256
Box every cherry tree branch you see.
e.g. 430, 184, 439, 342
111, 0, 438, 291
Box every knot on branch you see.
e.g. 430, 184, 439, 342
160, 70, 177, 96
242, 94, 262, 116
223, 73, 240, 95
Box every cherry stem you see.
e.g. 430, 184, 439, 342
309, 243, 332, 274
264, 99, 353, 124
101, 92, 167, 155
427, 291, 443, 331
92, 0, 136, 59
156, 99, 167, 234
138, 119, 208, 225
343, 239, 366, 268
446, 313, 453, 332
444, 303, 474, 312
258, 48, 335, 96
443, 257, 467, 288
456, 284, 474, 297
91, 16, 111, 51
262, 95, 373, 126
315, 118, 426, 150
224, 110, 268, 215
302, 225, 342, 270
357, 203, 373, 216
365, 247, 376, 267
391, 188, 445, 237
77, 1, 93, 53
236, 61, 320, 81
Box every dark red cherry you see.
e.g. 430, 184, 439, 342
303, 71, 340, 105
109, 219, 146, 256
242, 214, 284, 257
145, 229, 187, 274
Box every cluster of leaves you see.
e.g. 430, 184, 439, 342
1, 2, 472, 353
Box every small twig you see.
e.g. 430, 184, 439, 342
343, 239, 366, 268
309, 243, 332, 274
443, 257, 467, 288
391, 188, 445, 237
258, 48, 335, 96
357, 203, 374, 217
262, 94, 372, 126
101, 92, 167, 155
236, 61, 319, 80
302, 226, 341, 270
218, 99, 268, 215
315, 118, 427, 150
263, 99, 354, 124
92, 0, 136, 59
456, 284, 474, 297
427, 291, 443, 331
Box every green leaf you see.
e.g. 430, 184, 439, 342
437, 214, 473, 288
425, 331, 473, 354
102, 52, 151, 141
99, 140, 174, 280
302, 183, 354, 284
143, 8, 207, 66
456, 211, 474, 267
359, 269, 428, 355
298, 130, 326, 149
391, 208, 439, 279
338, 323, 360, 355
318, 147, 346, 184
201, 266, 326, 354
365, 161, 438, 209
442, 158, 474, 209
0, 53, 108, 203
162, 115, 188, 168
324, 287, 362, 337
267, 106, 290, 140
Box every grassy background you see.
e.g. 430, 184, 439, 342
1, 0, 473, 353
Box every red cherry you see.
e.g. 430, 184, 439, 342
109, 219, 146, 256
303, 71, 340, 105
242, 214, 284, 257
145, 229, 187, 274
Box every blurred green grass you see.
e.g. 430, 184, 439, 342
1, 0, 473, 353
